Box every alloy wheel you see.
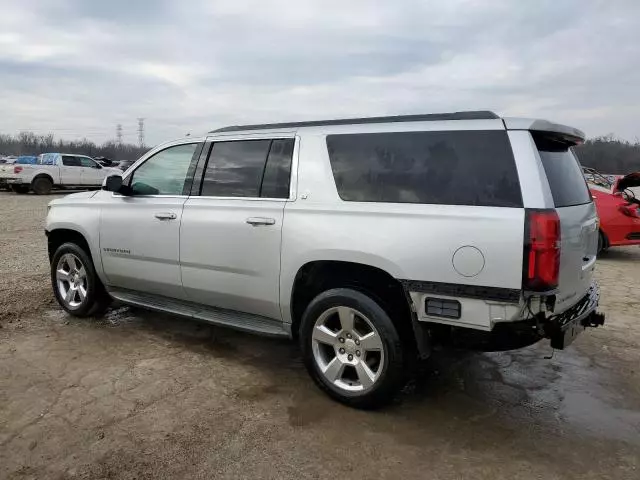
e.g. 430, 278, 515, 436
311, 306, 385, 392
56, 253, 88, 308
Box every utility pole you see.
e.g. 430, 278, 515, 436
116, 124, 123, 145
137, 118, 145, 147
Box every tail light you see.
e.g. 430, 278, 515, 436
523, 209, 560, 291
14, 166, 23, 174
619, 204, 640, 218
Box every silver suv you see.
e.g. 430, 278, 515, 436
46, 111, 605, 408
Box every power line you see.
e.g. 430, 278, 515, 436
137, 118, 145, 147
116, 124, 123, 145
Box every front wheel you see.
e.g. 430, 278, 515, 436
300, 288, 406, 409
51, 242, 111, 317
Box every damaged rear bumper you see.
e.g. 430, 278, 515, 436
435, 281, 605, 352
545, 281, 605, 349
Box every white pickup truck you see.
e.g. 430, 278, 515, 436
0, 153, 121, 194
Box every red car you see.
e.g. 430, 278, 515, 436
584, 169, 640, 253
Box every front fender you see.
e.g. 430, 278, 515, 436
46, 205, 105, 283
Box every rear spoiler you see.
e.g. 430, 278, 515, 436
502, 118, 585, 145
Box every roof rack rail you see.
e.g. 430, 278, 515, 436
209, 110, 499, 133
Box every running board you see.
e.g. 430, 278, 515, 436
107, 287, 289, 338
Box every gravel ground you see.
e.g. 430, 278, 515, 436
1, 191, 639, 480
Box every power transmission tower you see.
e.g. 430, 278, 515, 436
116, 124, 123, 145
137, 118, 145, 147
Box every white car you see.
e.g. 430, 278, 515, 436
0, 153, 121, 194
45, 111, 605, 408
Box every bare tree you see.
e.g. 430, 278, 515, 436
574, 136, 640, 174
0, 132, 149, 161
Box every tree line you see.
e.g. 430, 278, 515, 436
574, 136, 640, 174
1, 131, 639, 173
0, 132, 148, 162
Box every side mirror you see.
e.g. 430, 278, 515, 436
104, 175, 123, 193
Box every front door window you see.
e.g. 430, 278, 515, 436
129, 144, 198, 195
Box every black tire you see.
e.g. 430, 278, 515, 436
300, 288, 406, 409
11, 185, 29, 194
51, 242, 111, 317
597, 230, 608, 256
32, 176, 53, 195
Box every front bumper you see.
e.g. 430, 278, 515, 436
545, 281, 604, 349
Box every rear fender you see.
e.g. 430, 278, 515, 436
31, 172, 54, 184
280, 251, 404, 325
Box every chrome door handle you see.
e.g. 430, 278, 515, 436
154, 212, 177, 220
246, 217, 276, 226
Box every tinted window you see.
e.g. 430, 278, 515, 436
326, 130, 522, 207
534, 135, 591, 207
130, 143, 197, 195
62, 155, 81, 167
201, 140, 271, 197
260, 139, 294, 198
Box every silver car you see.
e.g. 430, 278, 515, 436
46, 111, 605, 408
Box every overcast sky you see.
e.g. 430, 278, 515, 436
0, 0, 638, 145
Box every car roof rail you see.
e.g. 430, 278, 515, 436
209, 110, 499, 133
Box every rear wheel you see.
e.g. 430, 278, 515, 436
11, 185, 29, 194
32, 176, 53, 195
300, 288, 406, 409
51, 242, 111, 317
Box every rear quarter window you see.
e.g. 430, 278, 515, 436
534, 134, 591, 208
326, 130, 522, 207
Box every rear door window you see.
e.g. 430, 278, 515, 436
260, 139, 294, 198
62, 155, 81, 167
326, 130, 522, 207
534, 134, 591, 207
201, 140, 271, 197
39, 154, 57, 165
200, 139, 294, 198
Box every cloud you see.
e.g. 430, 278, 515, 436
0, 0, 639, 144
